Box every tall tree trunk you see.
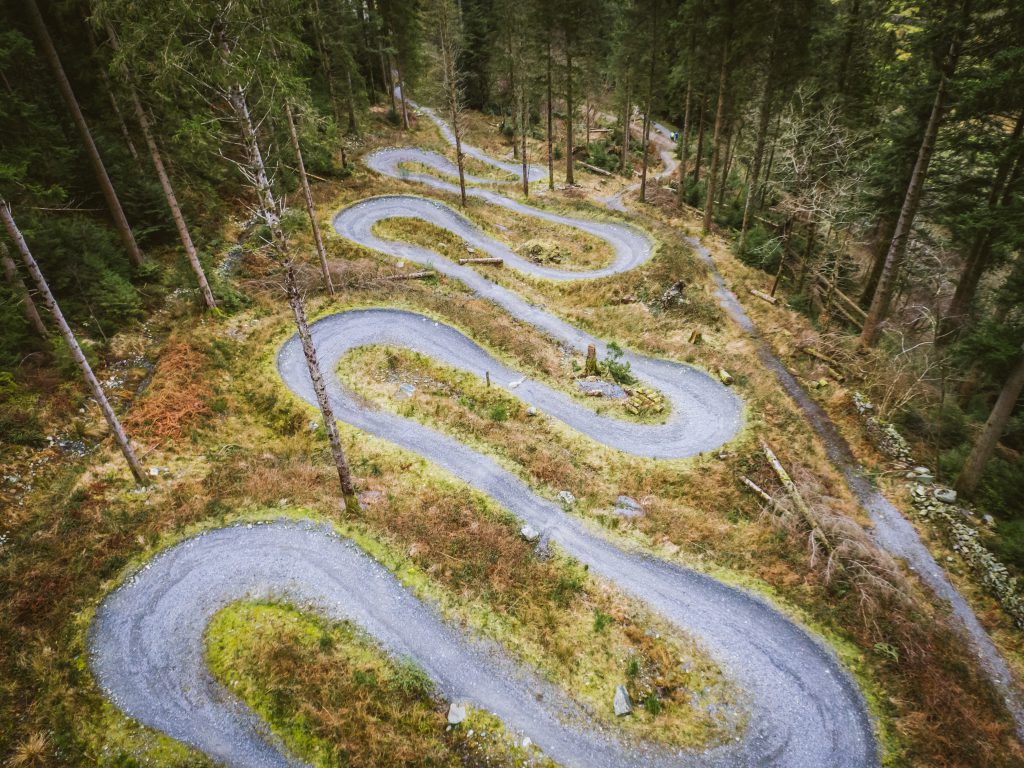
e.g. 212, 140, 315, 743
546, 36, 554, 190
739, 75, 774, 250
106, 23, 216, 310
703, 39, 730, 232
284, 258, 359, 512
621, 72, 631, 172
860, 6, 966, 346
285, 103, 334, 295
859, 215, 898, 306
757, 113, 781, 211
955, 347, 1024, 498
719, 121, 736, 203
219, 34, 358, 508
521, 83, 529, 197
585, 99, 591, 147
438, 18, 467, 207
693, 94, 707, 183
639, 111, 651, 201
397, 63, 410, 129
86, 24, 138, 162
677, 79, 691, 205
770, 216, 794, 296
639, 35, 656, 203
1, 245, 48, 337
26, 0, 143, 267
940, 112, 1024, 341
565, 47, 575, 185
1, 200, 146, 484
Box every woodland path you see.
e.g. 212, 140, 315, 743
88, 104, 879, 768
636, 122, 1024, 733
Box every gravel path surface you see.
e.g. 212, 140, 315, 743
632, 123, 1024, 735
89, 102, 880, 768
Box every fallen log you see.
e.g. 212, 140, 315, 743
457, 257, 503, 266
759, 438, 832, 554
382, 270, 435, 281
748, 288, 779, 305
579, 161, 614, 177
741, 476, 775, 505
800, 346, 840, 368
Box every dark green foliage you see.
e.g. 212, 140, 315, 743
0, 372, 44, 446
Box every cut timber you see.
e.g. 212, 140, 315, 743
718, 368, 734, 385
741, 476, 775, 505
749, 288, 778, 305
384, 270, 435, 281
457, 257, 503, 266
688, 328, 702, 344
579, 161, 613, 177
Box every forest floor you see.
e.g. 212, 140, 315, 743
1, 104, 1022, 768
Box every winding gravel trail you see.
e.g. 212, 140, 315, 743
89, 103, 880, 767
633, 123, 1024, 734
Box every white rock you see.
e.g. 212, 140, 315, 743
447, 702, 467, 725
558, 490, 576, 506
520, 524, 540, 542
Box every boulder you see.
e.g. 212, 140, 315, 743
520, 524, 541, 542
558, 490, 576, 506
613, 685, 633, 716
613, 495, 644, 518
934, 488, 957, 505
447, 702, 467, 725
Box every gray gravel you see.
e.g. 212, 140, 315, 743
630, 112, 1024, 736
88, 105, 880, 767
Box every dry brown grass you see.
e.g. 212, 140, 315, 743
124, 339, 212, 441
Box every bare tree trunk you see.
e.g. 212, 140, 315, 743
940, 112, 1024, 341
860, 6, 965, 346
1, 200, 146, 484
219, 32, 358, 506
956, 348, 1024, 498
1, 245, 48, 337
703, 40, 730, 232
397, 64, 410, 129
285, 103, 334, 295
521, 83, 529, 197
740, 76, 775, 250
26, 0, 143, 267
693, 94, 707, 183
585, 99, 591, 146
105, 23, 217, 310
546, 36, 554, 189
620, 72, 631, 172
565, 47, 575, 185
284, 258, 359, 512
677, 79, 691, 205
770, 217, 794, 296
639, 37, 656, 203
86, 24, 138, 162
639, 110, 651, 201
437, 15, 467, 206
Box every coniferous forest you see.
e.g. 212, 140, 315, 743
2, 1, 1024, 766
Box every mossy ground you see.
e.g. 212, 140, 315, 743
1, 107, 1022, 768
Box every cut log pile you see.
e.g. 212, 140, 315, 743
624, 386, 665, 415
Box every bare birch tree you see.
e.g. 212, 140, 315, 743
213, 21, 359, 512
426, 0, 467, 206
